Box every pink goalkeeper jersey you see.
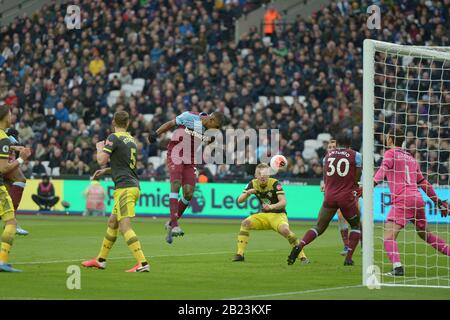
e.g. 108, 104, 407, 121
374, 147, 426, 205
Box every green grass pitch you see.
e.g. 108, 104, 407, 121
1, 215, 449, 300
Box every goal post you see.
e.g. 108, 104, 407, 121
362, 39, 450, 288
362, 39, 375, 287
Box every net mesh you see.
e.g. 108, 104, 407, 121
372, 45, 450, 288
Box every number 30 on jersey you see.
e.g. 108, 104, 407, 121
326, 157, 350, 177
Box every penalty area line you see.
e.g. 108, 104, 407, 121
224, 284, 364, 300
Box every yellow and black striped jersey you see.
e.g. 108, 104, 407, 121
243, 178, 286, 213
103, 132, 139, 189
0, 129, 11, 187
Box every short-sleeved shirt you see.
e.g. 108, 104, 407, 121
167, 111, 209, 164
323, 148, 361, 202
0, 129, 11, 186
102, 132, 139, 189
374, 147, 424, 204
243, 177, 286, 214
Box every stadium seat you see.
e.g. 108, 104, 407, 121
107, 90, 121, 107
160, 150, 167, 162
304, 139, 320, 150
317, 133, 332, 143
143, 114, 154, 122
122, 84, 142, 97
42, 161, 50, 175
374, 153, 381, 163
108, 72, 120, 82
148, 156, 162, 168
205, 164, 217, 176
133, 78, 145, 89
262, 36, 272, 46
259, 96, 269, 106
302, 147, 318, 161
298, 96, 306, 104
51, 167, 60, 176
283, 96, 294, 105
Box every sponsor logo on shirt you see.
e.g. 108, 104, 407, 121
184, 127, 211, 142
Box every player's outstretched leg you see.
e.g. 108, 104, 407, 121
288, 206, 336, 265
167, 180, 182, 244
383, 222, 404, 276
337, 211, 349, 255
177, 184, 194, 222
172, 184, 194, 239
278, 223, 309, 264
82, 214, 119, 269
0, 218, 21, 272
232, 219, 251, 262
119, 217, 149, 272
415, 225, 450, 257
343, 215, 361, 266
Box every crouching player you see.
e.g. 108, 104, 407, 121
232, 163, 309, 264
288, 133, 362, 266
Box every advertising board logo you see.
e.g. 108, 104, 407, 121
191, 186, 206, 213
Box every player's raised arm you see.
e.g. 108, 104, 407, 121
148, 112, 191, 143
416, 166, 449, 217
0, 141, 31, 175
373, 150, 393, 186
96, 140, 110, 166
238, 181, 256, 203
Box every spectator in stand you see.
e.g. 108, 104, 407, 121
263, 4, 281, 37
88, 49, 106, 76
32, 160, 47, 177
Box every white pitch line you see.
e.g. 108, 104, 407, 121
224, 285, 364, 300
13, 249, 278, 265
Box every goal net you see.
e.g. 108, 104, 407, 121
362, 40, 450, 288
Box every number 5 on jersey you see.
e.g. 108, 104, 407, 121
130, 147, 137, 169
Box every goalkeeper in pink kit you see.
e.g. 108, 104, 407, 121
374, 128, 449, 276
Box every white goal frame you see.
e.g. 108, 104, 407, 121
362, 39, 450, 288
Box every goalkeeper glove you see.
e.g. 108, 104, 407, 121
147, 131, 158, 143
436, 199, 449, 218
354, 186, 363, 198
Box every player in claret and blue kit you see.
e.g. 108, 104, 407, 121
288, 132, 362, 266
374, 128, 449, 276
148, 111, 224, 244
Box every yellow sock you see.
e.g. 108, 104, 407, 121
97, 227, 118, 261
286, 231, 299, 247
237, 226, 250, 256
123, 229, 147, 264
298, 249, 307, 259
286, 231, 307, 258
0, 224, 16, 263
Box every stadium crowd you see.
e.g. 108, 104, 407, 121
0, 0, 449, 184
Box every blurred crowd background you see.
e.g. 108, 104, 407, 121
0, 0, 449, 184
